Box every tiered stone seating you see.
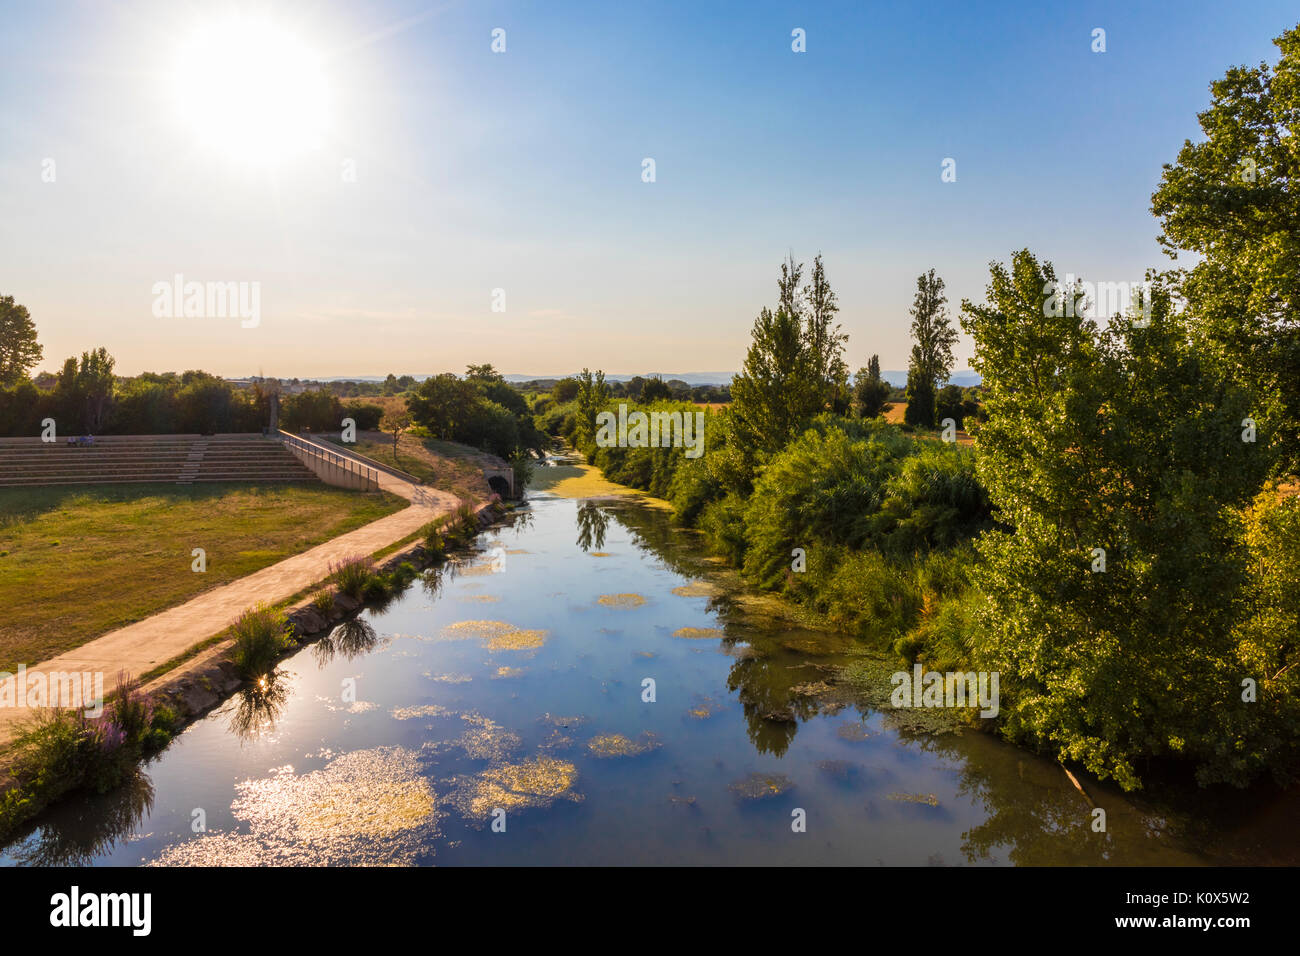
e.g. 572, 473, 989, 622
0, 435, 319, 487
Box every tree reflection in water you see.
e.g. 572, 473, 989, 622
575, 500, 610, 552
313, 617, 381, 668
7, 770, 155, 867
420, 561, 460, 602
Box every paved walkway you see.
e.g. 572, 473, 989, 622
0, 472, 460, 743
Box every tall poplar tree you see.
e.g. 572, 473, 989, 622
904, 269, 958, 427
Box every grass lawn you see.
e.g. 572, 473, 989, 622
327, 431, 497, 502
0, 482, 406, 670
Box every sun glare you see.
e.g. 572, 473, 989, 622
172, 15, 328, 164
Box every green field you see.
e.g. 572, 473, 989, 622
0, 482, 406, 670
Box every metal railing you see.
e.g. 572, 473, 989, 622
312, 434, 424, 485
278, 430, 380, 490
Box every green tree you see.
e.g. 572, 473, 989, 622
408, 373, 476, 440
380, 408, 412, 457
75, 347, 116, 433
730, 304, 817, 456
803, 254, 849, 412
960, 250, 1267, 789
0, 295, 42, 387
1151, 25, 1300, 473
575, 368, 609, 443
731, 254, 842, 457
553, 377, 580, 403
903, 365, 935, 428
853, 356, 892, 419
905, 269, 958, 427
465, 363, 504, 383
640, 376, 672, 402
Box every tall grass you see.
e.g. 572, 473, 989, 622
328, 554, 374, 599
229, 603, 295, 678
311, 589, 336, 616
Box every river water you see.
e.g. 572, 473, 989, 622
2, 458, 1295, 866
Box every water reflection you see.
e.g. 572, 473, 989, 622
575, 501, 610, 552
227, 671, 291, 743
421, 562, 459, 601
313, 618, 382, 667
6, 771, 154, 866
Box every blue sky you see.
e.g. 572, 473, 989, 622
1, 0, 1296, 378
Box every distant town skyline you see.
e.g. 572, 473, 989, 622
3, 0, 1296, 377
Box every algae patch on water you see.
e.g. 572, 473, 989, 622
729, 772, 795, 800
597, 593, 646, 609
391, 704, 453, 721
539, 713, 587, 730
147, 747, 438, 866
424, 672, 473, 684
888, 792, 940, 806
586, 732, 661, 758
485, 628, 548, 650
449, 756, 583, 821
671, 580, 719, 598
440, 619, 548, 651
673, 626, 725, 640
441, 619, 513, 639
455, 714, 523, 760
686, 695, 723, 720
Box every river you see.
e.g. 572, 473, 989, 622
2, 456, 1295, 866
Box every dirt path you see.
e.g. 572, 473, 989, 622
0, 472, 460, 744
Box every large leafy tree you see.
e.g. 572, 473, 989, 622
407, 372, 476, 440
1151, 25, 1300, 473
58, 347, 116, 433
961, 250, 1271, 790
0, 295, 43, 387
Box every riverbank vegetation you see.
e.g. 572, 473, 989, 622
0, 674, 178, 841
542, 27, 1300, 792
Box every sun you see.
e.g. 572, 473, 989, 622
172, 14, 328, 164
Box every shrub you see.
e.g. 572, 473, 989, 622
342, 401, 383, 430
230, 603, 295, 678
421, 521, 446, 559
106, 671, 153, 749
329, 554, 374, 599
456, 501, 479, 540
311, 590, 336, 615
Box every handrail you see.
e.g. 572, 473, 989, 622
316, 436, 424, 485
277, 430, 379, 490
